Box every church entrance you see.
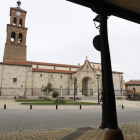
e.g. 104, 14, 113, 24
82, 77, 93, 96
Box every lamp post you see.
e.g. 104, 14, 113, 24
96, 77, 100, 104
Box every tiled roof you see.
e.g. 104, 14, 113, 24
32, 68, 76, 74
0, 61, 32, 67
0, 61, 123, 74
125, 81, 140, 85
0, 61, 78, 68
28, 61, 78, 68
96, 69, 123, 74
11, 7, 26, 12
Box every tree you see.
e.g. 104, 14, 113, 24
42, 83, 54, 99
52, 91, 61, 102
52, 91, 59, 99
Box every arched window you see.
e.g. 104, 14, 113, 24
19, 19, 22, 27
18, 33, 22, 43
11, 32, 16, 41
13, 17, 17, 25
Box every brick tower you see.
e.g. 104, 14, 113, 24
3, 1, 28, 62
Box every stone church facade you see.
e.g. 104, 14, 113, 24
0, 1, 125, 97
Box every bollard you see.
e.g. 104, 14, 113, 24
56, 105, 58, 110
30, 105, 32, 110
80, 105, 81, 109
4, 104, 6, 109
122, 105, 124, 109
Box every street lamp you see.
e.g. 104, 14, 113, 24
133, 87, 136, 101
96, 77, 100, 104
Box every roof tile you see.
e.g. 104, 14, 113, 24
125, 81, 140, 85
32, 68, 76, 74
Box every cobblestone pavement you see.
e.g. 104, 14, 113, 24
0, 100, 140, 110
0, 100, 140, 139
0, 123, 140, 140
0, 109, 140, 134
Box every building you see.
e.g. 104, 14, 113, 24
125, 80, 140, 95
0, 1, 125, 98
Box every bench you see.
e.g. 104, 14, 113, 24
69, 97, 81, 100
60, 97, 65, 100
18, 96, 27, 99
39, 97, 46, 99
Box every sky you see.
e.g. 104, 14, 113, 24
0, 0, 140, 82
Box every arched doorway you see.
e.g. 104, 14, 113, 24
82, 77, 93, 96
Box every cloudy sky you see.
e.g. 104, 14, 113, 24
0, 0, 140, 82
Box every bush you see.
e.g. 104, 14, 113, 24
52, 91, 59, 98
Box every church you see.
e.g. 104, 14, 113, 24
0, 1, 125, 98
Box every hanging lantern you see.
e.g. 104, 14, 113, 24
93, 35, 101, 52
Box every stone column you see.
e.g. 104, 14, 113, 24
17, 17, 19, 26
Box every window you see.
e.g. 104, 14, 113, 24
13, 17, 17, 25
19, 19, 22, 27
40, 74, 42, 77
98, 66, 100, 69
69, 68, 71, 71
132, 85, 136, 89
132, 85, 136, 92
60, 75, 62, 78
13, 78, 17, 83
11, 32, 16, 41
93, 65, 95, 68
37, 65, 38, 68
18, 33, 22, 43
128, 86, 129, 90
54, 67, 56, 70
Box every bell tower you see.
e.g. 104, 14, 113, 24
3, 1, 28, 62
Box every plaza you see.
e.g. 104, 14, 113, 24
0, 99, 140, 139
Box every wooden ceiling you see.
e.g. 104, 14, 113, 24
66, 0, 140, 24
103, 0, 140, 15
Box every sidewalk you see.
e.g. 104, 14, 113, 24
0, 123, 140, 140
0, 99, 140, 110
